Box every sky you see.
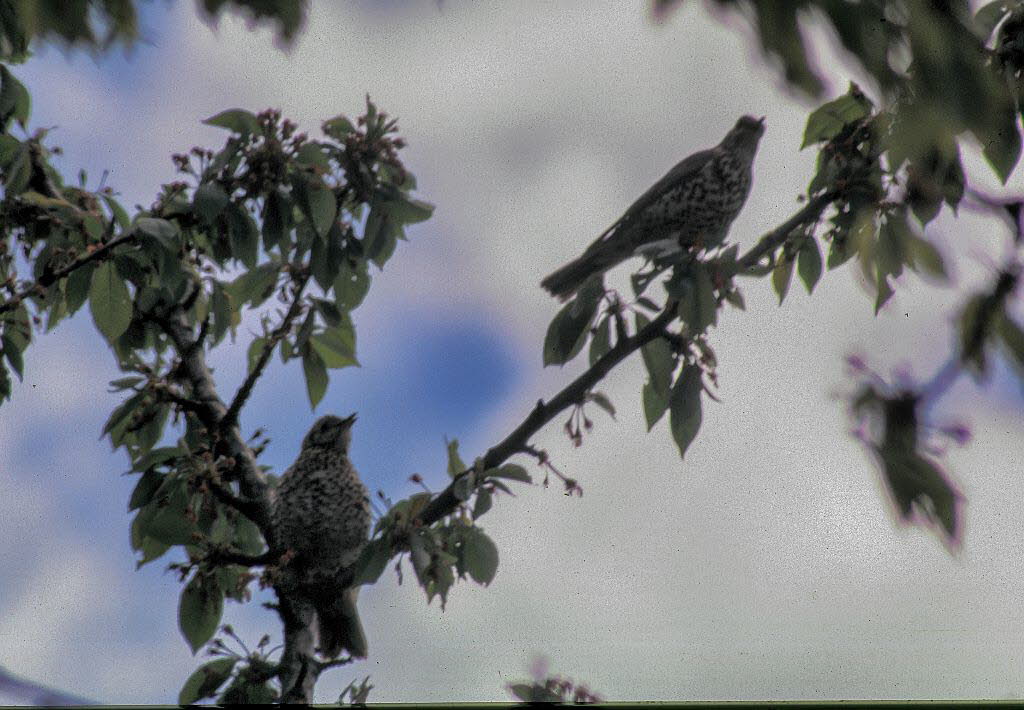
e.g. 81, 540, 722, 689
2, 0, 1024, 704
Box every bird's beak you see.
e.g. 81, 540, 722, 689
758, 116, 766, 127
342, 412, 358, 426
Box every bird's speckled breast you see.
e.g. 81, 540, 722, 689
639, 148, 753, 246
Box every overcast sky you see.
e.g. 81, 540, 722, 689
2, 0, 1023, 704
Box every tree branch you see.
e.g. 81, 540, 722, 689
419, 301, 677, 527
0, 229, 135, 316
157, 303, 275, 536
418, 191, 845, 527
223, 272, 309, 428
732, 190, 840, 274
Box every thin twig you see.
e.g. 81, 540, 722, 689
0, 230, 136, 315
223, 272, 309, 428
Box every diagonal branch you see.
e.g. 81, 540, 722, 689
419, 191, 844, 528
223, 272, 310, 428
0, 229, 135, 316
732, 190, 839, 274
419, 301, 677, 527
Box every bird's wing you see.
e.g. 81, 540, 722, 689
586, 147, 715, 254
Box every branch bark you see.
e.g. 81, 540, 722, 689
0, 230, 136, 315
418, 191, 842, 528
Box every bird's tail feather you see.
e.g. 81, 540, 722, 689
316, 586, 368, 659
540, 248, 621, 301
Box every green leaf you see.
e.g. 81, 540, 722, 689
587, 391, 616, 419
227, 262, 280, 309
588, 315, 612, 366
132, 445, 183, 473
193, 183, 230, 223
486, 463, 532, 484
472, 487, 493, 520
227, 203, 259, 269
314, 298, 343, 326
294, 176, 336, 238
772, 257, 794, 305
302, 348, 328, 408
906, 235, 948, 282
797, 237, 823, 294
642, 380, 669, 431
385, 195, 434, 225
639, 327, 674, 396
351, 536, 393, 586
542, 276, 603, 366
145, 484, 194, 546
461, 526, 499, 586
261, 188, 291, 252
210, 281, 240, 345
0, 66, 30, 129
89, 260, 132, 341
247, 336, 268, 374
981, 107, 1022, 184
102, 391, 146, 441
296, 142, 329, 170
997, 310, 1024, 366
179, 658, 237, 705
669, 365, 703, 460
203, 109, 259, 135
322, 115, 357, 139
801, 82, 873, 148
446, 438, 466, 476
362, 203, 399, 268
178, 574, 224, 654
102, 195, 130, 229
310, 322, 358, 369
334, 260, 371, 310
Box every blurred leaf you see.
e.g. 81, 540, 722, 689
310, 320, 358, 369
128, 469, 163, 512
587, 391, 616, 419
178, 573, 224, 654
261, 188, 291, 252
588, 315, 612, 366
301, 348, 328, 408
642, 380, 669, 431
669, 365, 703, 460
802, 82, 873, 148
247, 336, 268, 374
178, 658, 237, 706
772, 256, 794, 305
446, 438, 465, 477
294, 176, 336, 238
460, 526, 498, 586
797, 236, 823, 294
542, 276, 603, 366
334, 260, 371, 310
89, 260, 132, 342
203, 108, 259, 135
486, 463, 531, 484
351, 536, 392, 586
193, 183, 229, 223
472, 487, 492, 519
226, 202, 259, 269
639, 317, 674, 395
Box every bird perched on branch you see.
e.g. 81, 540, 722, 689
540, 115, 765, 300
272, 413, 372, 659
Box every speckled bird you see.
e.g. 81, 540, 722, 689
540, 115, 765, 300
272, 413, 371, 659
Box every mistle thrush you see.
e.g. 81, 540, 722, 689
541, 115, 765, 300
272, 414, 372, 659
